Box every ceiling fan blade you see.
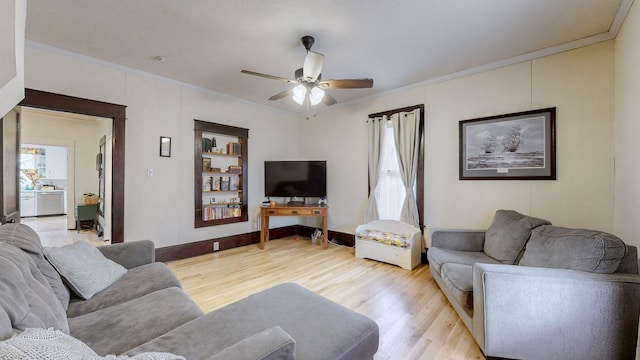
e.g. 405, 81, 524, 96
303, 51, 324, 81
322, 92, 337, 106
321, 79, 374, 89
241, 70, 296, 83
268, 88, 293, 101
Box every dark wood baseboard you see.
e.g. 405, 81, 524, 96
155, 225, 356, 262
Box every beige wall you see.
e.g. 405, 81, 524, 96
20, 109, 109, 204
25, 34, 621, 249
614, 0, 640, 251
25, 45, 300, 248
301, 41, 616, 244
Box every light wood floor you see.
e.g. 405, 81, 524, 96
166, 237, 485, 360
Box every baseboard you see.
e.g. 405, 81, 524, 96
155, 225, 355, 262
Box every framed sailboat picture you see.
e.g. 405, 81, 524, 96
459, 108, 556, 180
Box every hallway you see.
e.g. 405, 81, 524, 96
21, 215, 106, 248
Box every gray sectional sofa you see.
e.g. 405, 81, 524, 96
0, 223, 379, 359
427, 210, 640, 360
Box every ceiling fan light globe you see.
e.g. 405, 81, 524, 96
309, 87, 325, 106
292, 84, 306, 105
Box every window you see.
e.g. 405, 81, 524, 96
375, 123, 406, 220
367, 104, 424, 229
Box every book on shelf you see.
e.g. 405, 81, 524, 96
202, 204, 242, 221
226, 142, 241, 155
202, 138, 212, 153
220, 176, 230, 191
203, 176, 212, 191
202, 157, 211, 172
230, 176, 239, 190
227, 165, 242, 173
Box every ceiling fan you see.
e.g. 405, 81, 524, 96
241, 36, 373, 106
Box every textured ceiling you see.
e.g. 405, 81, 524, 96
25, 0, 631, 114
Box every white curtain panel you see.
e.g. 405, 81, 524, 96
364, 116, 386, 223
390, 109, 421, 228
375, 124, 405, 220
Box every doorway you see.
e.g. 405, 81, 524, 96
17, 89, 126, 243
19, 107, 112, 241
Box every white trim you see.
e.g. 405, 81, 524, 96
610, 0, 635, 37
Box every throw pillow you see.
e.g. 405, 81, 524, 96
484, 210, 551, 264
520, 225, 628, 274
44, 241, 127, 300
0, 328, 185, 359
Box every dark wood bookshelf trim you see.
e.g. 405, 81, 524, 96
155, 225, 356, 262
194, 120, 248, 227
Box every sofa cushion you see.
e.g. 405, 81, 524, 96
210, 326, 296, 360
440, 263, 474, 309
44, 241, 127, 300
69, 287, 204, 356
0, 328, 185, 359
427, 247, 500, 276
484, 210, 551, 264
520, 225, 628, 274
125, 283, 379, 360
0, 242, 69, 338
67, 262, 182, 318
0, 224, 70, 310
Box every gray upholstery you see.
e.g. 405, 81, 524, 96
210, 326, 296, 360
440, 263, 473, 309
97, 240, 155, 269
125, 283, 379, 360
428, 210, 640, 359
67, 262, 182, 318
472, 263, 640, 360
44, 240, 128, 300
0, 243, 69, 338
430, 229, 485, 251
0, 223, 70, 310
520, 225, 628, 273
0, 224, 379, 359
484, 210, 550, 264
427, 246, 499, 275
69, 287, 204, 356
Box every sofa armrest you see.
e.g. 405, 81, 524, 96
472, 263, 640, 360
97, 240, 155, 269
429, 229, 485, 251
210, 326, 296, 360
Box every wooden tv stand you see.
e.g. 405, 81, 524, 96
260, 205, 329, 249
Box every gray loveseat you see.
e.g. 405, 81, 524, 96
0, 223, 379, 359
427, 210, 640, 360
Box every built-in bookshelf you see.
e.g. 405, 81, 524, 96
194, 120, 248, 227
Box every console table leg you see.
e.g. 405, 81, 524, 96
323, 215, 328, 249
260, 214, 268, 249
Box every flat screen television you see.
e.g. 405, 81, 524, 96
264, 161, 327, 198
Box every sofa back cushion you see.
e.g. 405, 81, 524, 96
484, 210, 551, 264
520, 225, 628, 274
0, 224, 70, 310
0, 242, 69, 340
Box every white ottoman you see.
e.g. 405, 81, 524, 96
355, 220, 422, 270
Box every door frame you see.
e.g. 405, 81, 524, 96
19, 89, 126, 243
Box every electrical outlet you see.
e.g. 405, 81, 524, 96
213, 242, 219, 251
